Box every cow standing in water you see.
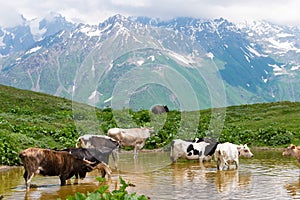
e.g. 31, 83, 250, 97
76, 135, 120, 169
60, 147, 114, 178
19, 148, 111, 189
214, 142, 254, 170
282, 144, 300, 168
151, 105, 169, 114
170, 139, 219, 164
107, 127, 155, 159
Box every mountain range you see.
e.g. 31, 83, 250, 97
0, 13, 300, 111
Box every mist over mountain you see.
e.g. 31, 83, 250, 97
0, 13, 300, 111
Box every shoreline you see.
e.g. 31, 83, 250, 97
0, 165, 18, 172
0, 146, 284, 170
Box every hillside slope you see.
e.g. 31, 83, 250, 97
0, 84, 299, 166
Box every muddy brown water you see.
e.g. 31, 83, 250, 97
1, 150, 300, 200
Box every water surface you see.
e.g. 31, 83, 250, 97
1, 150, 300, 199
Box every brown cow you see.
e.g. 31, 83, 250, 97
19, 148, 111, 189
282, 144, 300, 167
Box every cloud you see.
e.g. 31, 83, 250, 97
0, 0, 299, 27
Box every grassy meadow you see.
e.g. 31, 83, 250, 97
1, 84, 300, 166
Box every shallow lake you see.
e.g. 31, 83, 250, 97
1, 149, 300, 200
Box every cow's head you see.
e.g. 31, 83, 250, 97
163, 105, 169, 112
78, 159, 97, 179
238, 144, 254, 158
148, 127, 155, 136
141, 127, 155, 136
282, 144, 298, 156
76, 138, 85, 148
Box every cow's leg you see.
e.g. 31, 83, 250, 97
219, 160, 225, 171
69, 173, 78, 185
216, 159, 221, 170
228, 161, 231, 170
26, 174, 35, 189
60, 176, 67, 186
133, 146, 138, 159
112, 149, 119, 170
24, 170, 34, 189
199, 156, 205, 169
234, 159, 239, 170
170, 154, 178, 163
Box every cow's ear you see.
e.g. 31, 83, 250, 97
291, 144, 296, 149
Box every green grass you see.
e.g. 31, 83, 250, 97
1, 84, 300, 166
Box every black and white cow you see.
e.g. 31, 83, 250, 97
170, 139, 219, 163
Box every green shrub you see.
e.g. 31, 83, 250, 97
257, 127, 293, 146
219, 126, 293, 146
63, 177, 148, 200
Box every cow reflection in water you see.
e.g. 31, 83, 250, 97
171, 162, 212, 186
285, 178, 300, 199
24, 178, 112, 200
215, 170, 251, 194
171, 162, 251, 195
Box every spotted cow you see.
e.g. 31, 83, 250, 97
170, 139, 219, 163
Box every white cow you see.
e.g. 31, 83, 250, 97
107, 127, 155, 159
214, 142, 253, 170
170, 139, 219, 163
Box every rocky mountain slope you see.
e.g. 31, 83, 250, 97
1, 13, 299, 110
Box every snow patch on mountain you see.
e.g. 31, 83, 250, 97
269, 64, 290, 76
166, 50, 195, 67
79, 25, 101, 37
267, 38, 300, 54
206, 52, 214, 59
26, 46, 42, 54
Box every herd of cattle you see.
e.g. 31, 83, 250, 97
18, 126, 300, 190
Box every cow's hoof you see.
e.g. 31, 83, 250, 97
30, 184, 38, 188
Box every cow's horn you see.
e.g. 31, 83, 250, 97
83, 158, 96, 165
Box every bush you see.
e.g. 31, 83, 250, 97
63, 177, 148, 200
257, 127, 293, 146
219, 126, 293, 146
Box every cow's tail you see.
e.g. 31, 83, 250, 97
170, 140, 176, 162
94, 162, 112, 178
111, 148, 119, 170
205, 142, 220, 156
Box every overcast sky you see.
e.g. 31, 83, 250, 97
0, 0, 299, 27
